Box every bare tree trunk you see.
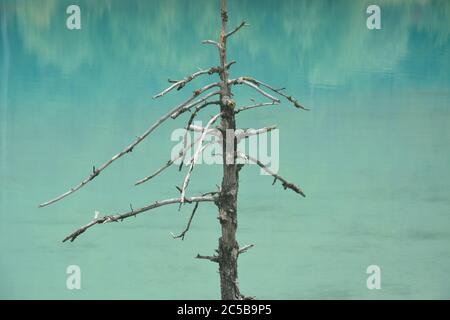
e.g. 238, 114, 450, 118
217, 0, 242, 300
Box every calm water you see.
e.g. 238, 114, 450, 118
1, 0, 449, 299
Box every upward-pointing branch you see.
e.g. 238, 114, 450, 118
180, 113, 222, 203
225, 21, 249, 38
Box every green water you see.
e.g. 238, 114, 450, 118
1, 0, 449, 299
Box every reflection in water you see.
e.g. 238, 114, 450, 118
0, 0, 449, 299
5, 0, 450, 85
10, 0, 218, 72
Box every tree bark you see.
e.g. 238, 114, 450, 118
217, 0, 242, 300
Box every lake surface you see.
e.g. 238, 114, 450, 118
0, 0, 449, 299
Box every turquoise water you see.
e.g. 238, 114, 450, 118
1, 0, 449, 299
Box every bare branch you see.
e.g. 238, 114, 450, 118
202, 39, 221, 49
154, 61, 235, 100
224, 60, 237, 70
183, 124, 276, 155
39, 111, 178, 207
136, 117, 222, 187
171, 202, 199, 240
229, 78, 280, 103
38, 82, 223, 208
235, 101, 279, 114
170, 82, 221, 117
196, 253, 219, 263
243, 77, 310, 111
237, 151, 306, 197
238, 244, 254, 255
241, 79, 280, 102
62, 195, 218, 242
225, 21, 249, 38
170, 91, 220, 119
242, 125, 278, 136
180, 113, 222, 203
177, 100, 217, 170
135, 159, 175, 186
154, 66, 222, 99
134, 133, 203, 186
179, 142, 216, 205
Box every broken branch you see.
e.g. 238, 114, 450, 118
238, 244, 254, 255
196, 253, 219, 263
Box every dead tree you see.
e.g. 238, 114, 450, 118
39, 0, 308, 300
